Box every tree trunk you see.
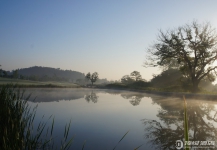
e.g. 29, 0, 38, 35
192, 80, 199, 93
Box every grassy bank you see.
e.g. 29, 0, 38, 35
97, 83, 217, 100
0, 77, 80, 88
99, 82, 185, 92
101, 82, 217, 94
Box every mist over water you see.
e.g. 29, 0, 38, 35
26, 88, 217, 149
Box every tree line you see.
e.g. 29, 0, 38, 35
0, 66, 106, 85
82, 21, 217, 93
0, 68, 69, 82
117, 68, 216, 92
103, 21, 217, 93
1, 21, 217, 93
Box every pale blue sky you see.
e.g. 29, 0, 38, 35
1, 1, 217, 80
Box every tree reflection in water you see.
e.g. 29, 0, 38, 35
121, 93, 144, 106
142, 97, 217, 150
104, 90, 146, 106
85, 91, 98, 103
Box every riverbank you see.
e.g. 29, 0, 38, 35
96, 84, 217, 100
0, 77, 81, 88
1, 77, 217, 100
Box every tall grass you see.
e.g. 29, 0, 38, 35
0, 85, 73, 150
113, 131, 129, 150
183, 96, 189, 150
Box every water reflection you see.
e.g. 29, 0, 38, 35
24, 88, 217, 149
25, 88, 99, 102
103, 90, 146, 106
85, 91, 98, 103
121, 93, 144, 106
142, 97, 217, 149
26, 88, 148, 106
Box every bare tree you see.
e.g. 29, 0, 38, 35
145, 21, 217, 92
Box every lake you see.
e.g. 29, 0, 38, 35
25, 88, 217, 150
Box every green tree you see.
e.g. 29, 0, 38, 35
151, 69, 183, 88
3, 71, 7, 77
19, 75, 26, 79
130, 71, 142, 81
145, 21, 217, 92
121, 75, 134, 84
85, 72, 99, 86
0, 65, 2, 77
13, 69, 19, 79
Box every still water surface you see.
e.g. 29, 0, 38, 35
26, 88, 217, 150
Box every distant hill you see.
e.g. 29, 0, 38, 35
18, 66, 85, 82
0, 66, 109, 83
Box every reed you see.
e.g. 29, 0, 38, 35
183, 96, 189, 150
0, 84, 73, 150
113, 130, 129, 150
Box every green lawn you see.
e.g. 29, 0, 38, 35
0, 77, 80, 88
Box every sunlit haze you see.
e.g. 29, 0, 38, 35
1, 1, 217, 81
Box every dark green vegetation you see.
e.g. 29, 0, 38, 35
121, 71, 144, 84
145, 21, 217, 93
104, 69, 217, 94
0, 85, 73, 150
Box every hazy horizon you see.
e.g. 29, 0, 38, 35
1, 1, 217, 81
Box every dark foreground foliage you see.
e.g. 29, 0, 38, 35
0, 85, 73, 150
